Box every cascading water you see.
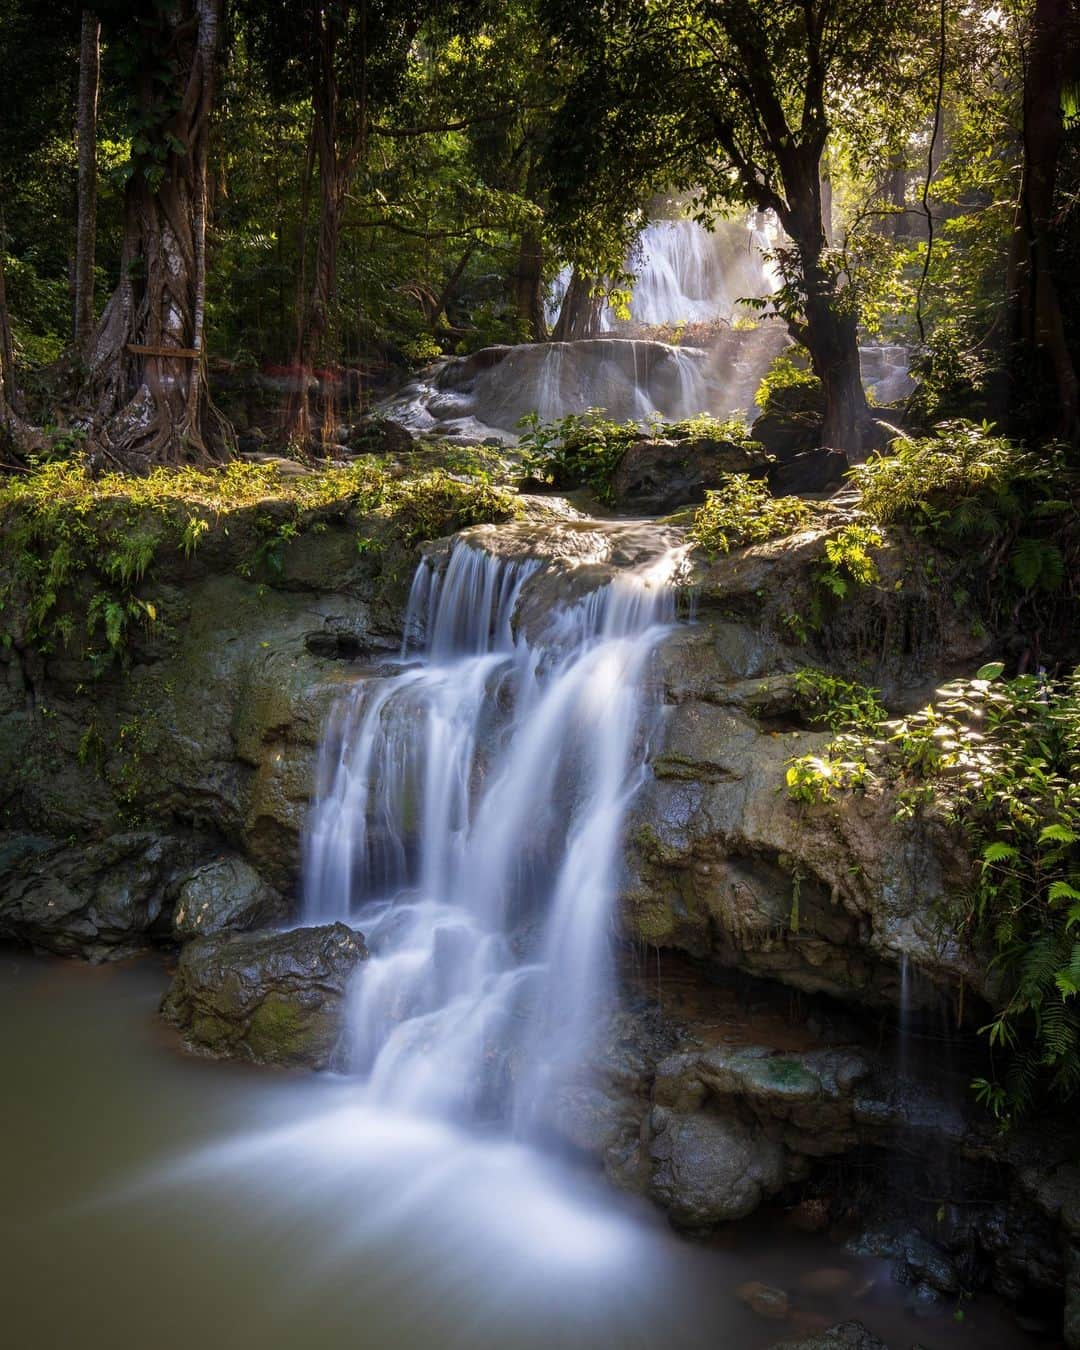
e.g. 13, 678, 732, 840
303, 535, 682, 1132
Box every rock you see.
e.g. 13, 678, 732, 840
161, 923, 367, 1069
751, 380, 825, 461
0, 830, 202, 960
647, 1106, 787, 1228
171, 857, 286, 940
904, 1282, 943, 1318
797, 1268, 855, 1297
343, 415, 414, 457
769, 1320, 889, 1350
610, 434, 770, 512
767, 448, 849, 496
788, 1198, 832, 1233
849, 1227, 959, 1294
736, 1280, 791, 1320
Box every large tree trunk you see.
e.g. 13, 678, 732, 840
551, 270, 604, 341
73, 9, 100, 348
779, 155, 869, 454
1007, 0, 1080, 438
515, 232, 547, 341
284, 9, 349, 451
84, 0, 229, 473
0, 208, 43, 460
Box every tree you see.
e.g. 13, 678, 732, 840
1007, 0, 1080, 439
543, 0, 928, 451
74, 9, 101, 348
82, 0, 228, 471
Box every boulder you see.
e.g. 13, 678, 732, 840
610, 434, 770, 512
343, 415, 414, 458
161, 923, 367, 1068
769, 1322, 889, 1350
767, 448, 849, 496
736, 1280, 791, 1320
646, 1105, 788, 1228
0, 830, 203, 960
751, 381, 825, 461
171, 857, 286, 940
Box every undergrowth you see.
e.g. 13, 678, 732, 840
850, 420, 1077, 638
786, 660, 1080, 1123
0, 458, 517, 665
517, 408, 758, 503
690, 474, 811, 554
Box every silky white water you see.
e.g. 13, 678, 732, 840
303, 536, 681, 1130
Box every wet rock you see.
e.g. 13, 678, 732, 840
769, 1319, 889, 1350
647, 1106, 787, 1228
751, 381, 825, 461
788, 1198, 832, 1234
797, 1268, 855, 1297
653, 1045, 870, 1157
736, 1279, 791, 1320
610, 434, 770, 512
767, 448, 848, 496
0, 830, 203, 960
1061, 1190, 1080, 1349
161, 923, 367, 1069
171, 857, 286, 941
849, 1227, 960, 1294
343, 415, 414, 457
903, 1281, 943, 1318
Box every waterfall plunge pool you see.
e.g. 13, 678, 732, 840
0, 948, 1039, 1350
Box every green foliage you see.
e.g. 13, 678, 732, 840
896, 668, 1080, 1120
792, 668, 887, 734
788, 657, 1080, 1122
851, 421, 1075, 621
811, 524, 883, 615
755, 351, 821, 415
854, 421, 1049, 533
690, 475, 812, 555
516, 409, 640, 503
784, 747, 871, 804
0, 458, 518, 663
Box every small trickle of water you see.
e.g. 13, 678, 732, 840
303, 537, 681, 1131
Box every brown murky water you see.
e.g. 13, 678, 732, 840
0, 949, 1044, 1350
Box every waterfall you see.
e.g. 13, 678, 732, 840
302, 537, 681, 1130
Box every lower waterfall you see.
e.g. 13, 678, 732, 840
302, 536, 681, 1131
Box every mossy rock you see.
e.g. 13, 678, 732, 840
162, 922, 368, 1069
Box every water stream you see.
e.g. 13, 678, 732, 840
303, 535, 681, 1130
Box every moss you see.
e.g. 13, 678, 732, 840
246, 994, 315, 1063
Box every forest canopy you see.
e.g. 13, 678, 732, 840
0, 0, 1077, 470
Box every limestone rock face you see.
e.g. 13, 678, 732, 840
620, 523, 992, 1010
161, 923, 367, 1068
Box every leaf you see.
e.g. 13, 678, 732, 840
1040, 824, 1078, 846
982, 841, 1019, 863
975, 661, 1005, 681
1049, 880, 1080, 904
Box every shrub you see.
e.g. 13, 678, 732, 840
755, 350, 822, 414
792, 668, 887, 734
516, 408, 640, 503
0, 458, 518, 663
691, 474, 811, 555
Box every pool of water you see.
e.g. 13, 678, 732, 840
0, 949, 1041, 1350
